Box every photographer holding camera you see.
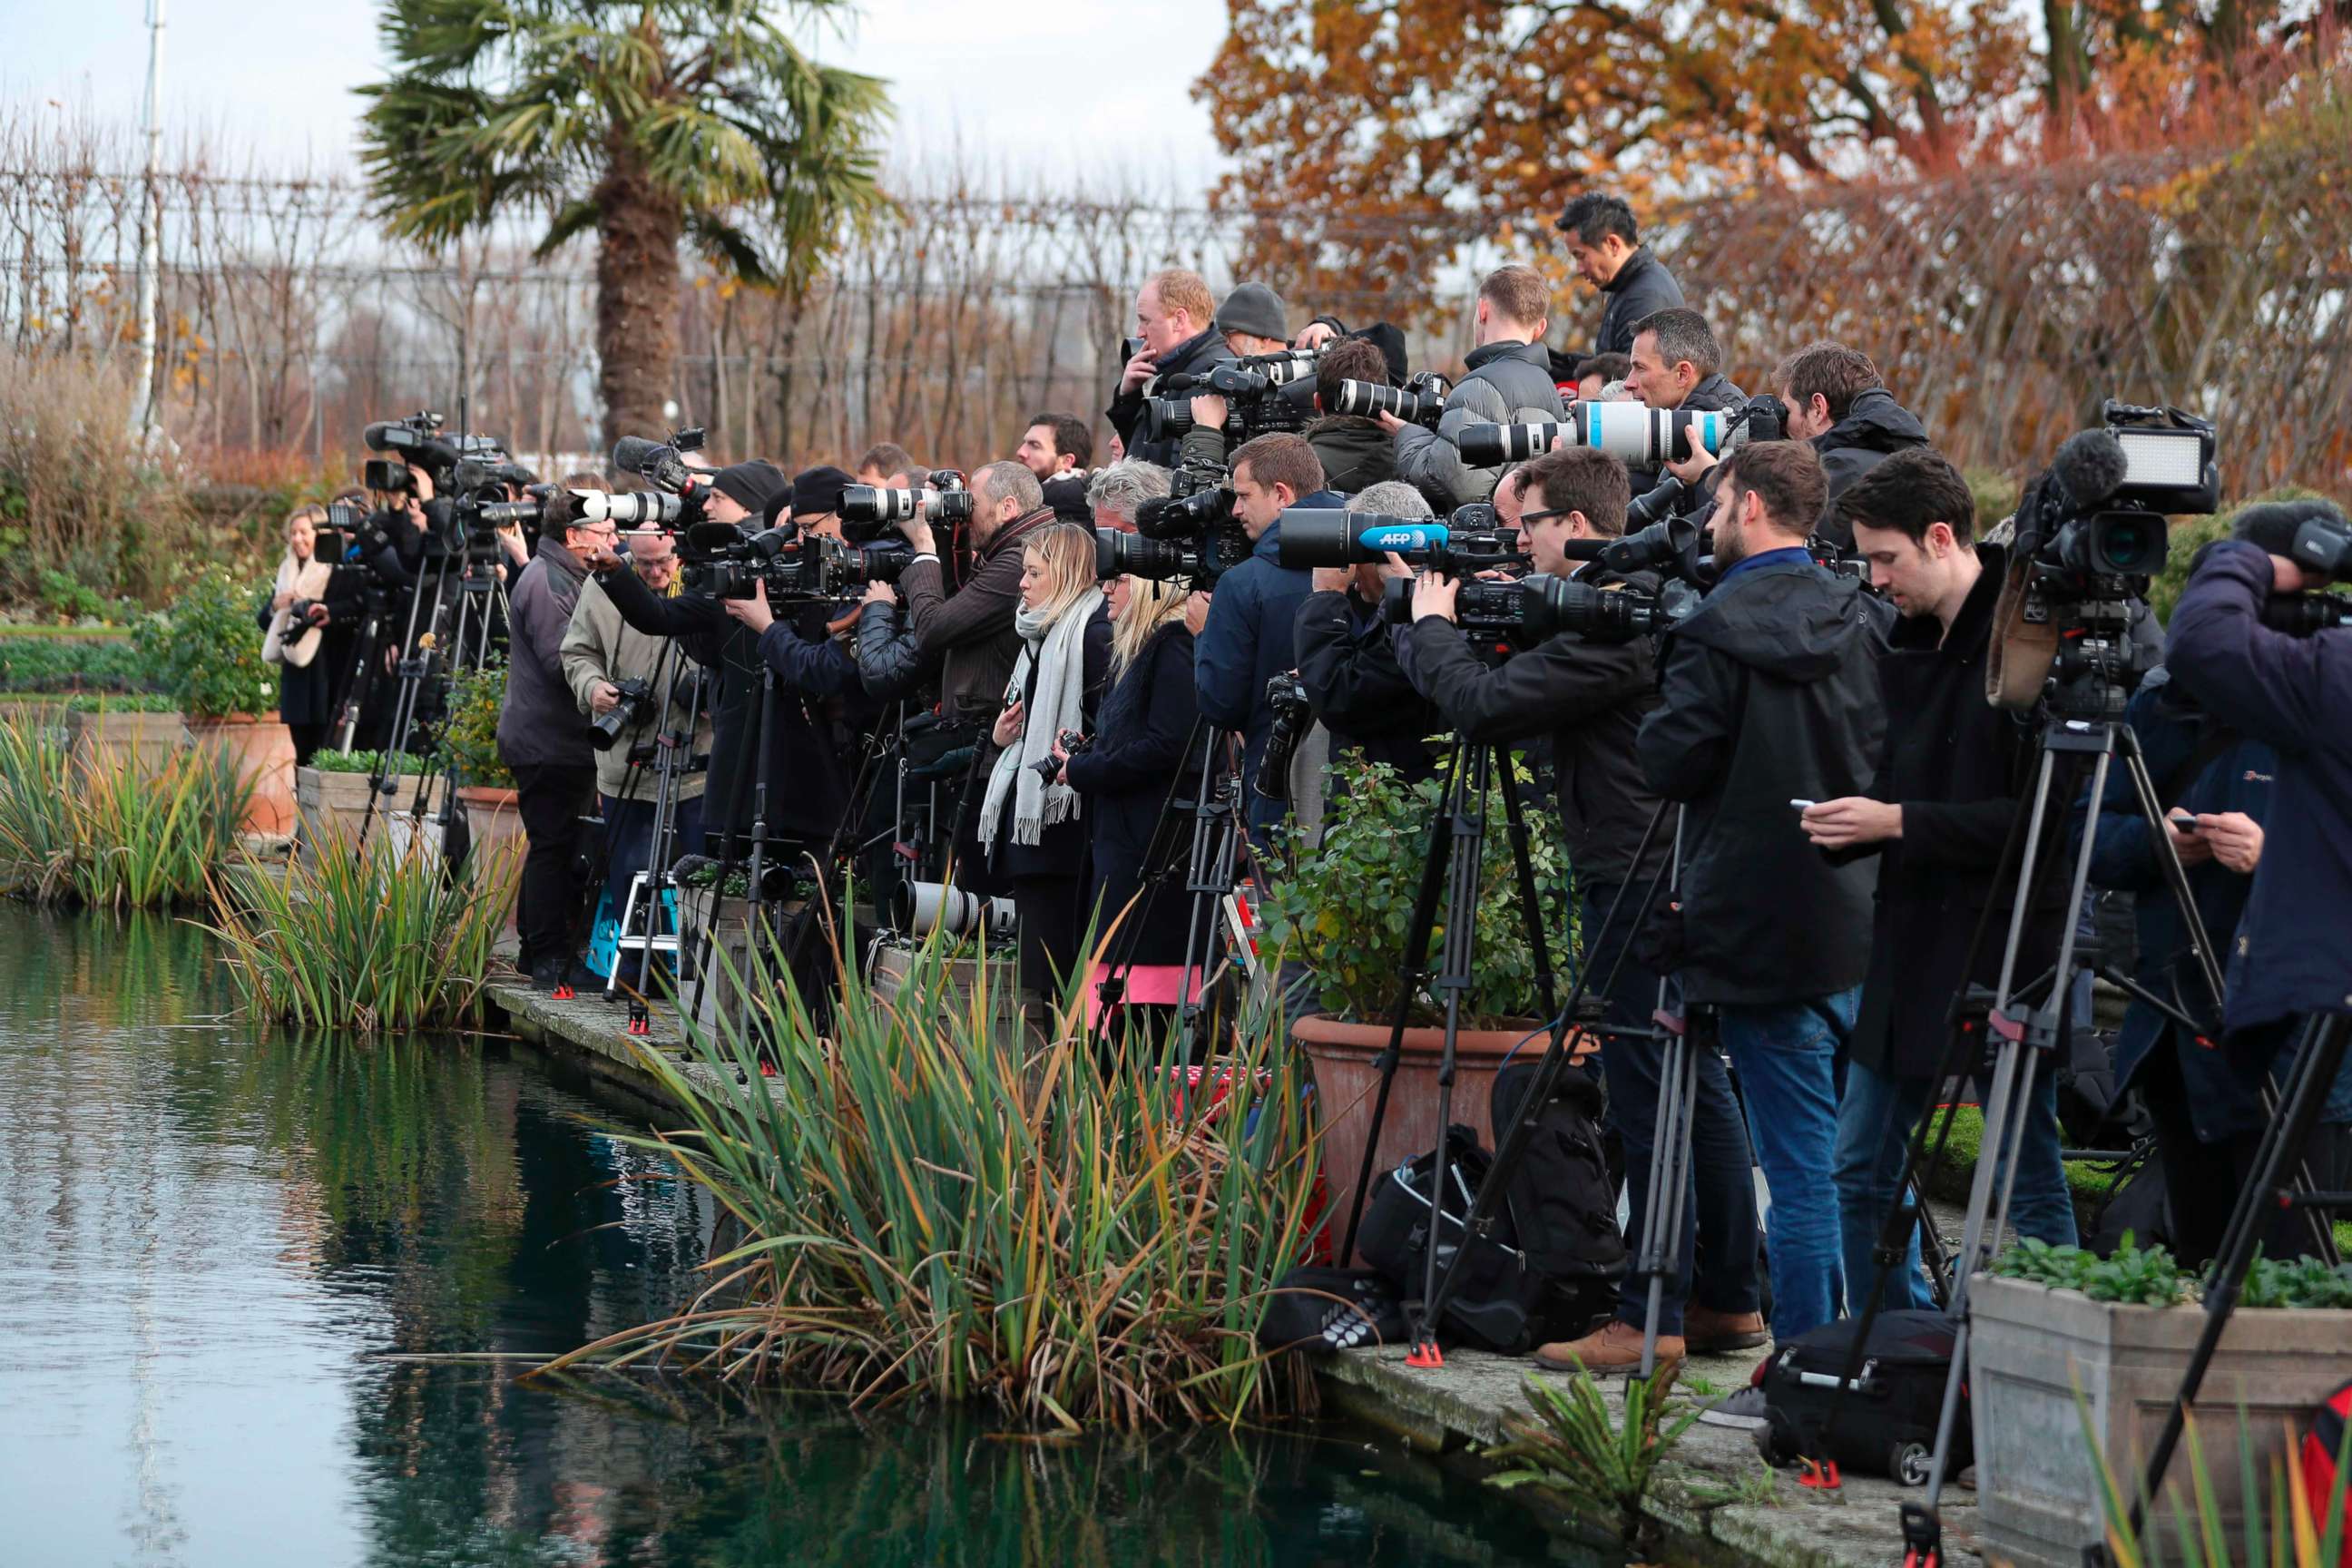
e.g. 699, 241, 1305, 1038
1400, 446, 1767, 1372
260, 504, 367, 766
562, 519, 713, 939
497, 487, 612, 992
1798, 449, 2076, 1318
895, 460, 1058, 725
1555, 193, 1685, 358
1635, 440, 1884, 1345
1771, 342, 1928, 549
1196, 433, 1337, 840
2161, 500, 2352, 1230
1292, 480, 1442, 784
1109, 270, 1238, 467
1385, 265, 1564, 509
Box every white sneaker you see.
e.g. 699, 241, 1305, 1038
1697, 1385, 1771, 1430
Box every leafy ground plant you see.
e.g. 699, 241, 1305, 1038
204, 823, 518, 1031
1994, 1236, 2195, 1306
540, 922, 1326, 1430
1485, 1360, 1699, 1550
306, 749, 426, 777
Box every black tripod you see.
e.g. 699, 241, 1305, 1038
358, 545, 509, 856
1329, 734, 1563, 1367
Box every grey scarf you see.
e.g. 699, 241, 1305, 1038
980, 591, 1102, 850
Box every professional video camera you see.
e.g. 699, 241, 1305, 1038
1328, 372, 1451, 429
1457, 393, 1786, 472
1988, 402, 2219, 711
1378, 571, 1696, 647
361, 410, 458, 493
1276, 503, 1520, 577
1145, 356, 1318, 441
589, 676, 655, 751
1095, 466, 1252, 591
2246, 501, 2352, 636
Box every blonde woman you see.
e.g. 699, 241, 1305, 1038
258, 505, 360, 764
981, 522, 1112, 1000
1054, 571, 1200, 1051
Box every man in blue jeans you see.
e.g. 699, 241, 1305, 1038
1806, 450, 2078, 1319
1635, 441, 1886, 1384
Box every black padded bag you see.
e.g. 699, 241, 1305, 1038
1756, 1308, 1967, 1485
1256, 1266, 1409, 1355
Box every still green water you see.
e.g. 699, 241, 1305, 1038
0, 909, 1579, 1566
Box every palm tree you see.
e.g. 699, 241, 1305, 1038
359, 0, 889, 446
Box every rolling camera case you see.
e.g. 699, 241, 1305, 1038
1756, 1308, 1966, 1486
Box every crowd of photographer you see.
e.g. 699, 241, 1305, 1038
259, 192, 2351, 1396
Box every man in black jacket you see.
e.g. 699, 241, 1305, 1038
1556, 192, 1686, 358
1624, 309, 1747, 505
1304, 338, 1398, 495
1106, 269, 1237, 467
1802, 449, 2075, 1320
1404, 445, 1765, 1373
496, 495, 608, 991
1292, 480, 1443, 784
1773, 342, 1929, 550
1636, 440, 1884, 1349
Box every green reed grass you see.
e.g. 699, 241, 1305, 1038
203, 824, 518, 1032
0, 717, 250, 908
2082, 1394, 2352, 1568
544, 921, 1326, 1430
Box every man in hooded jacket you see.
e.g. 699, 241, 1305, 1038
1771, 342, 1931, 551
1636, 440, 1886, 1351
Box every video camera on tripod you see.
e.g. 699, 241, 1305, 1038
1988, 403, 2219, 714
363, 411, 534, 560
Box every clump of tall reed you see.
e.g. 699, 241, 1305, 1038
0, 717, 251, 908
204, 825, 518, 1032
2083, 1399, 2352, 1567
549, 926, 1326, 1429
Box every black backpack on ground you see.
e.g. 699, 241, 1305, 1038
1356, 1063, 1624, 1354
1754, 1308, 1965, 1486
1256, 1266, 1410, 1355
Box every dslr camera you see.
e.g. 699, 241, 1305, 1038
589, 676, 656, 751
1094, 461, 1252, 591
1146, 355, 1318, 442
1379, 571, 1695, 649
1253, 671, 1314, 801
1328, 371, 1451, 429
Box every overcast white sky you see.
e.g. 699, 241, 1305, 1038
10, 0, 1232, 192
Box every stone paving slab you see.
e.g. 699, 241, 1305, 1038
1318, 1343, 1986, 1568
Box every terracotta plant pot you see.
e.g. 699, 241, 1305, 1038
457, 786, 524, 937
65, 709, 187, 775
185, 713, 298, 837
1293, 1013, 1578, 1265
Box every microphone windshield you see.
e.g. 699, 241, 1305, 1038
609, 436, 667, 475
2052, 429, 2130, 512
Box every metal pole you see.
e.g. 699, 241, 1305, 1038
128, 0, 169, 440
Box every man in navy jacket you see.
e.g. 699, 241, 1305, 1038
1194, 432, 1333, 843
2166, 501, 2352, 1128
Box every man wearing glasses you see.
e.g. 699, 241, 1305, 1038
498, 485, 622, 992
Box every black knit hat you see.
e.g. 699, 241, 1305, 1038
711, 460, 788, 515
790, 465, 856, 520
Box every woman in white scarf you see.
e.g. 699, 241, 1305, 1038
257, 505, 356, 764
980, 522, 1112, 1004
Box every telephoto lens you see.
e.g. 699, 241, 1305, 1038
576, 490, 684, 526
1095, 527, 1196, 583
838, 485, 920, 525
1456, 405, 1733, 468
1277, 508, 1448, 569
1329, 378, 1446, 427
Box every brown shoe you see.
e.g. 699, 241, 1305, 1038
1534, 1318, 1684, 1377
1682, 1304, 1769, 1355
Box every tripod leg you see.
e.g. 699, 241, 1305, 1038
1639, 1027, 1698, 1376
1411, 744, 1493, 1367
1497, 757, 1561, 1017
1337, 738, 1465, 1266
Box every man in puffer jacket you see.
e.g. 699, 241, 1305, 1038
1386, 265, 1565, 509
1771, 340, 1930, 550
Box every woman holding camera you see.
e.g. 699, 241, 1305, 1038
259, 504, 362, 765
1056, 572, 1200, 1051
981, 522, 1112, 1007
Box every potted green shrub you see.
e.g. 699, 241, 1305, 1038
438, 662, 523, 876
1260, 757, 1574, 1245
135, 570, 294, 836
295, 749, 429, 848
1972, 1238, 2352, 1566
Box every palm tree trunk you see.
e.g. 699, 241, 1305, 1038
593, 132, 683, 451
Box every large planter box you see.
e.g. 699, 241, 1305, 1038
296, 766, 428, 851
185, 714, 298, 838
678, 886, 809, 1041
65, 709, 186, 773
869, 937, 1021, 1042
1970, 1272, 2352, 1566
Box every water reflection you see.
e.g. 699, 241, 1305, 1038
0, 909, 1577, 1567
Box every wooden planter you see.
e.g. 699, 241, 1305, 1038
1293, 1013, 1585, 1265
65, 709, 186, 774
870, 936, 1021, 1041
296, 766, 427, 851
1969, 1273, 2352, 1566
185, 713, 298, 837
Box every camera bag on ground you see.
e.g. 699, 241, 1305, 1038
1754, 1308, 1965, 1486
1356, 1063, 1622, 1354
1256, 1266, 1409, 1355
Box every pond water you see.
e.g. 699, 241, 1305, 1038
0, 909, 1587, 1566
